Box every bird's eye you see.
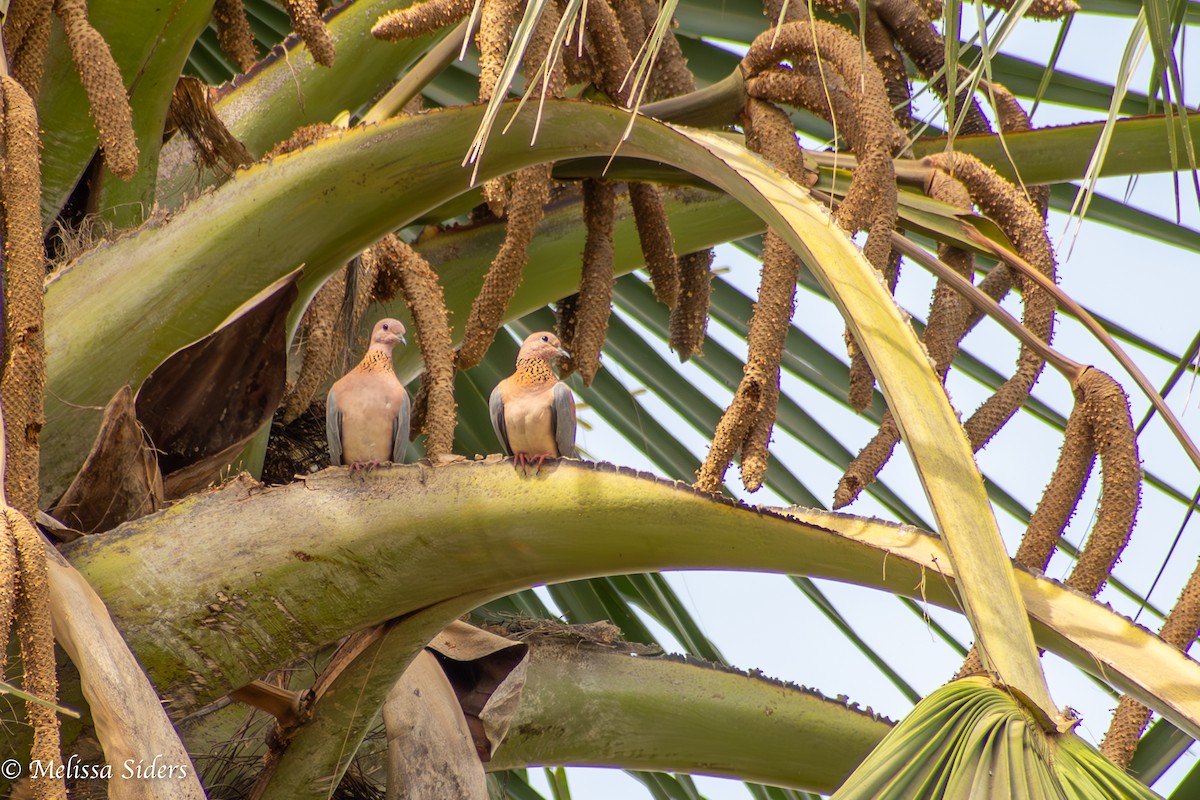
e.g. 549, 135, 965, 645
541, 335, 549, 342
382, 323, 390, 330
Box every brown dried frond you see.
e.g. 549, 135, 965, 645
166, 76, 254, 172
53, 0, 140, 180
670, 249, 714, 361
6, 0, 53, 98
629, 183, 680, 309
924, 151, 1055, 452
213, 0, 260, 72
572, 179, 617, 386
1, 77, 47, 520
282, 0, 336, 67
1014, 394, 1095, 571
1064, 369, 1140, 597
980, 0, 1080, 19
373, 235, 458, 458
373, 0, 472, 40
458, 163, 554, 369
872, 0, 992, 136
281, 269, 348, 423
8, 508, 66, 800
696, 381, 761, 494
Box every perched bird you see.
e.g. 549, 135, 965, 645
327, 318, 411, 469
490, 331, 576, 472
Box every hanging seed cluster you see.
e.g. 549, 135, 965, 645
699, 18, 899, 492
53, 0, 140, 180
958, 368, 1139, 680
372, 0, 474, 41
0, 76, 66, 800
371, 0, 711, 372
744, 20, 900, 415
264, 123, 372, 424
834, 170, 974, 509
1104, 545, 1200, 767
836, 152, 1057, 508
4, 0, 54, 98
696, 100, 803, 494
457, 163, 555, 369
1, 77, 47, 523
930, 153, 1057, 450
563, 180, 617, 385
370, 235, 457, 459
212, 0, 260, 73
282, 0, 337, 67
280, 264, 353, 424
671, 249, 714, 361
1062, 369, 1140, 596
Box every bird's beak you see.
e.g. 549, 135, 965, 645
397, 333, 408, 347
557, 347, 570, 360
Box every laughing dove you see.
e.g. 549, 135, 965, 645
490, 331, 576, 471
327, 318, 411, 468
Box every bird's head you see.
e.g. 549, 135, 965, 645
518, 331, 569, 364
370, 318, 408, 350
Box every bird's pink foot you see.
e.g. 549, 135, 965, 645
513, 453, 554, 474
349, 459, 382, 477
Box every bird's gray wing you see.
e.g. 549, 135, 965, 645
490, 383, 511, 457
552, 381, 577, 458
326, 389, 343, 466
393, 389, 411, 464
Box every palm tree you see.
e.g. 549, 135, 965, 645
2, 0, 1199, 798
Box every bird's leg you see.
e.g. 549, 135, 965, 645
531, 453, 551, 474
513, 453, 529, 473
349, 460, 382, 478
